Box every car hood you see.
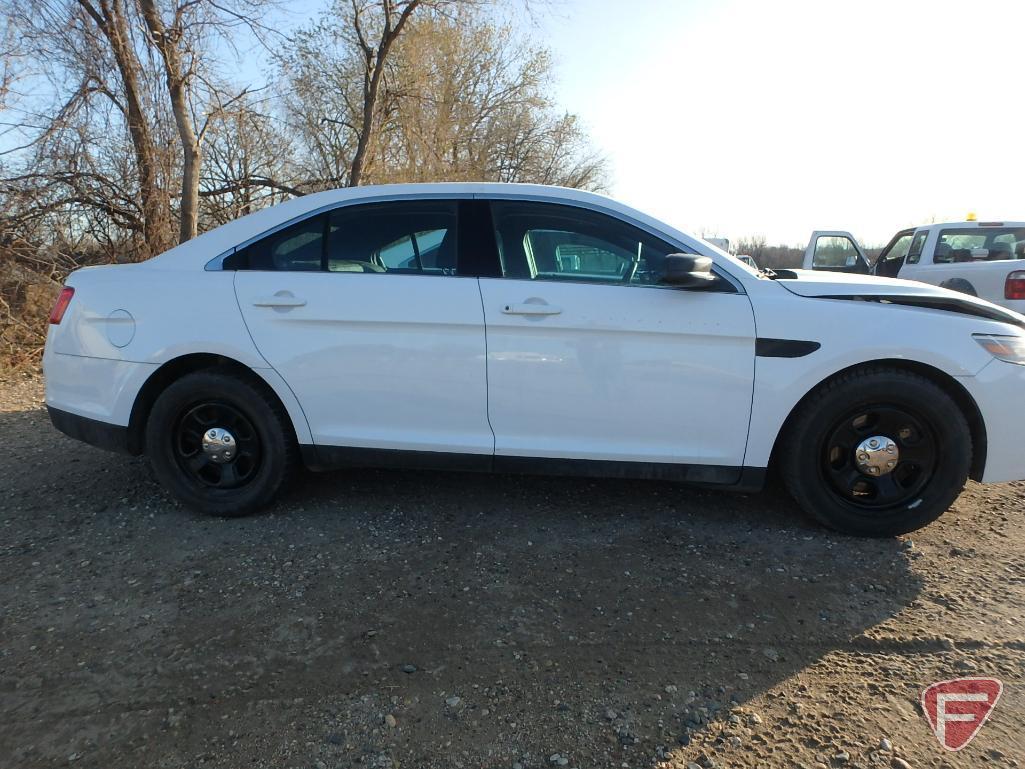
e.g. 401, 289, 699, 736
774, 270, 1025, 329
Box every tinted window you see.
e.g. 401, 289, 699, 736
232, 215, 326, 271
326, 202, 458, 274
490, 201, 681, 285
224, 201, 460, 273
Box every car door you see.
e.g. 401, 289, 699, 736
477, 199, 757, 478
233, 199, 493, 458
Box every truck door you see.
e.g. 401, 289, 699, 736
802, 231, 871, 274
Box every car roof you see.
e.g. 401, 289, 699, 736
145, 183, 723, 271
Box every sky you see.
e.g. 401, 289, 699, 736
528, 0, 1025, 245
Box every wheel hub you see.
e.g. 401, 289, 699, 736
855, 435, 899, 476
201, 427, 237, 464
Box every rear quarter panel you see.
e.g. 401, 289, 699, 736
45, 265, 313, 443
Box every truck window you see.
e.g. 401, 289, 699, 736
936, 227, 1025, 263
906, 231, 929, 264
812, 236, 860, 268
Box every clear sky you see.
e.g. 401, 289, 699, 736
529, 0, 1024, 245
51, 0, 1018, 247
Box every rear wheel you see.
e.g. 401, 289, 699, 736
780, 367, 971, 536
145, 369, 297, 516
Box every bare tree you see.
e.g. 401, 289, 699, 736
279, 5, 607, 191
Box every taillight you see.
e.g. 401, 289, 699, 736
49, 286, 75, 324
1006, 271, 1025, 301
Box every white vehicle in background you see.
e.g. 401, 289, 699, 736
42, 183, 1025, 536
803, 221, 1025, 312
704, 236, 731, 253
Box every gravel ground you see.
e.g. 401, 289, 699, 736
1, 376, 1022, 769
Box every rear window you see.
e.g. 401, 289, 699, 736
934, 227, 1025, 263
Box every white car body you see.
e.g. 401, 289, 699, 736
803, 223, 1025, 313
43, 183, 1025, 523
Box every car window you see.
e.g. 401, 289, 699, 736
936, 227, 1025, 263
489, 201, 682, 285
224, 202, 460, 273
906, 231, 929, 264
327, 202, 458, 274
229, 215, 326, 271
812, 236, 860, 269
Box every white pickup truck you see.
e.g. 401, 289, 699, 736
802, 221, 1025, 313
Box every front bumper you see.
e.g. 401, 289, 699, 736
47, 406, 132, 455
962, 358, 1025, 483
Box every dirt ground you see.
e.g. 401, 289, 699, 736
1, 375, 1022, 769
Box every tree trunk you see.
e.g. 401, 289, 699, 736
138, 0, 202, 243
79, 0, 173, 258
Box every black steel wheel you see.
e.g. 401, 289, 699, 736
820, 405, 937, 510
146, 368, 297, 516
781, 366, 972, 536
173, 401, 262, 490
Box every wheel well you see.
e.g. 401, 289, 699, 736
771, 359, 987, 482
126, 354, 298, 454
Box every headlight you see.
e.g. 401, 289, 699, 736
974, 334, 1025, 365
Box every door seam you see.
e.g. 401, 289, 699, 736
475, 277, 498, 461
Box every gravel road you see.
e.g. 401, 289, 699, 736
1, 376, 1022, 769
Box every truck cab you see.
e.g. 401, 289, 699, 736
802, 222, 1025, 312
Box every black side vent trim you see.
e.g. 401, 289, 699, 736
756, 338, 821, 358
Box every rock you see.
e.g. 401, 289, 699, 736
891, 759, 912, 769
605, 708, 618, 721
728, 714, 741, 725
549, 754, 569, 766
833, 752, 850, 763
878, 738, 892, 751
763, 647, 780, 662
401, 664, 417, 674
384, 714, 397, 728
737, 672, 750, 680
512, 763, 524, 769
556, 702, 570, 712
678, 733, 691, 746
325, 733, 344, 745
665, 684, 678, 693
728, 736, 742, 748
748, 713, 763, 725
687, 764, 702, 769
445, 696, 462, 708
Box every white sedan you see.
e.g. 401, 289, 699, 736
43, 183, 1025, 536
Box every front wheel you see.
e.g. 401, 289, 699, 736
145, 369, 297, 516
780, 367, 972, 536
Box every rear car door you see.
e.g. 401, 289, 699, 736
233, 199, 494, 457
477, 199, 757, 479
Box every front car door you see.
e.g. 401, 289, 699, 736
232, 199, 494, 461
477, 199, 757, 481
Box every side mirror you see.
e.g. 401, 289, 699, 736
660, 254, 717, 287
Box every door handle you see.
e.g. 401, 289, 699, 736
502, 302, 562, 316
252, 294, 307, 308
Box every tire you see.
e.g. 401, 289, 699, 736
145, 368, 297, 516
779, 366, 971, 537
940, 278, 977, 297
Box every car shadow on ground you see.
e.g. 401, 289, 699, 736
0, 406, 923, 768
